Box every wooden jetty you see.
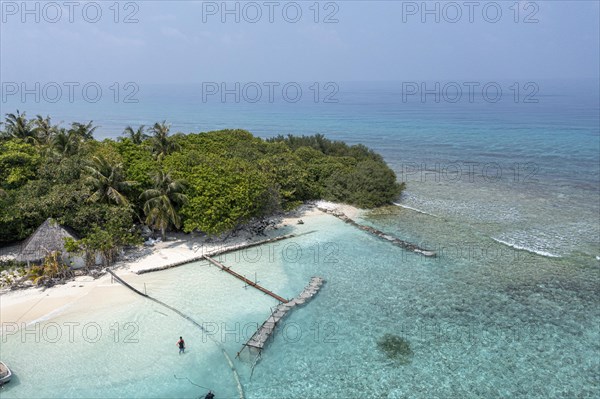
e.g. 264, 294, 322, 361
204, 255, 288, 303
318, 207, 436, 257
136, 234, 296, 275
240, 277, 325, 355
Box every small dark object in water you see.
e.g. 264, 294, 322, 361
205, 391, 215, 399
297, 219, 304, 225
377, 334, 413, 364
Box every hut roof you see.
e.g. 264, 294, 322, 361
15, 218, 79, 263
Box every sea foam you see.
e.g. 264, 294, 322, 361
491, 236, 562, 258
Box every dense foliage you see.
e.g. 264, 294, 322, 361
0, 113, 404, 250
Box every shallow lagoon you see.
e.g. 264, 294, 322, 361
1, 212, 598, 398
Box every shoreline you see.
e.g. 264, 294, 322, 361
0, 201, 361, 330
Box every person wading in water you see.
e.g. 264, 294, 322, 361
177, 336, 186, 354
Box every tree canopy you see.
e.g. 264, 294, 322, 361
0, 114, 404, 253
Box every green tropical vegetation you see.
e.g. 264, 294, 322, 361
27, 251, 74, 286
0, 112, 404, 264
141, 171, 187, 240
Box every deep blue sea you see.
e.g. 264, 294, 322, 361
1, 79, 599, 398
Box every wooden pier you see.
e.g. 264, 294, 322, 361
136, 234, 296, 275
204, 255, 289, 303
240, 277, 325, 355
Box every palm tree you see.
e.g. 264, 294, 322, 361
148, 121, 179, 160
140, 171, 187, 240
84, 155, 135, 206
33, 115, 59, 145
69, 121, 97, 141
51, 128, 80, 158
122, 125, 148, 144
4, 111, 37, 143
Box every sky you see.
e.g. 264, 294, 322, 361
0, 1, 599, 85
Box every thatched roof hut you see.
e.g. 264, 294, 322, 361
15, 218, 79, 264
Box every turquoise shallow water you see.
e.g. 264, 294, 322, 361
1, 213, 598, 398
244, 214, 600, 398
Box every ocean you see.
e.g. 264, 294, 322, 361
0, 79, 598, 398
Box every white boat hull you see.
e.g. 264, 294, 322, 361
0, 361, 12, 385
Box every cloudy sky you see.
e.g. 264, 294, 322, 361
1, 1, 599, 84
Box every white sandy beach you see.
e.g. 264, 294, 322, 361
0, 202, 361, 331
